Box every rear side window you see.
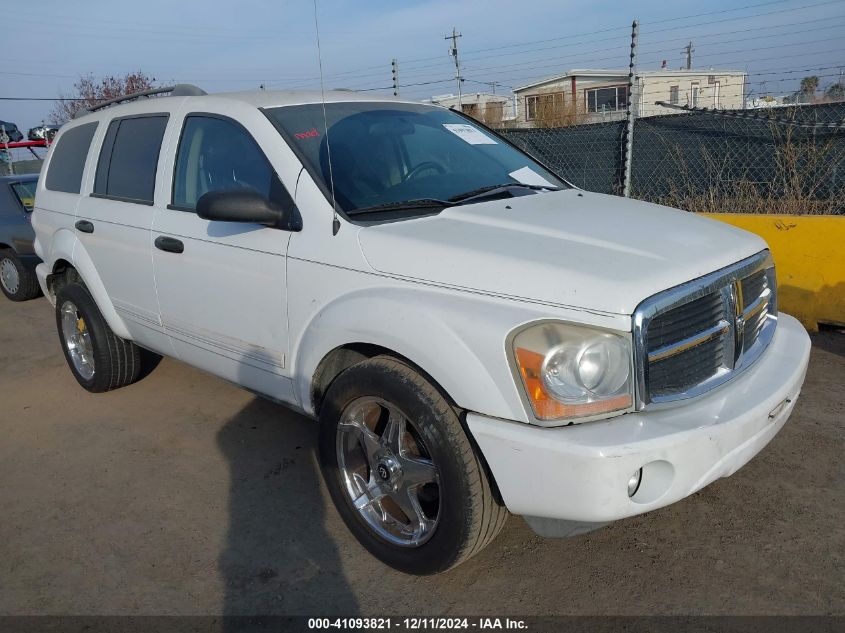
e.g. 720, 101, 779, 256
94, 115, 168, 204
45, 122, 97, 194
11, 181, 37, 211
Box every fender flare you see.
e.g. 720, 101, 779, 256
48, 230, 133, 340
291, 287, 526, 422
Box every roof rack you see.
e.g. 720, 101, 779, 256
73, 84, 206, 119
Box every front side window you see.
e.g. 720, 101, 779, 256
11, 180, 36, 211
172, 115, 278, 211
94, 115, 168, 204
45, 122, 97, 194
266, 102, 566, 217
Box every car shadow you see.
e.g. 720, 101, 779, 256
216, 393, 359, 620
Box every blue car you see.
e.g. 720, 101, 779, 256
0, 174, 41, 301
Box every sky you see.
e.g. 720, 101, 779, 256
3, 0, 844, 131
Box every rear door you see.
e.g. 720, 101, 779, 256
151, 107, 297, 402
74, 112, 172, 353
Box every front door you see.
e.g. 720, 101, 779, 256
151, 111, 295, 401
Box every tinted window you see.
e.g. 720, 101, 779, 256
11, 180, 37, 212
173, 115, 276, 210
45, 122, 97, 194
95, 115, 168, 203
266, 103, 565, 214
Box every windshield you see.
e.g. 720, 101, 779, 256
265, 102, 566, 215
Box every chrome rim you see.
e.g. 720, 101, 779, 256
60, 301, 95, 380
336, 397, 441, 547
0, 258, 19, 295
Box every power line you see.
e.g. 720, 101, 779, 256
9, 0, 842, 90
376, 18, 845, 87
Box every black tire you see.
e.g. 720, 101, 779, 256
54, 280, 142, 393
318, 356, 507, 575
0, 250, 41, 301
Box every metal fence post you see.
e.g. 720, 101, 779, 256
622, 19, 638, 197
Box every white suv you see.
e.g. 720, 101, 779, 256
32, 85, 811, 575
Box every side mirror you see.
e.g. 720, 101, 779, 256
196, 189, 301, 230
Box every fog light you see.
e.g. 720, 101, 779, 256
627, 468, 643, 498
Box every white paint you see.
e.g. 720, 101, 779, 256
468, 314, 811, 521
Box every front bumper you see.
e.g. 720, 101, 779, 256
467, 313, 811, 524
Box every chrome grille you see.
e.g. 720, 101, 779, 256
648, 334, 725, 398
633, 251, 777, 407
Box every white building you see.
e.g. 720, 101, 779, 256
512, 68, 748, 127
426, 92, 515, 126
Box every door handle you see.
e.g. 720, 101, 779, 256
75, 220, 94, 234
154, 236, 184, 254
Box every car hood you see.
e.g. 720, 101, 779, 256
357, 189, 767, 315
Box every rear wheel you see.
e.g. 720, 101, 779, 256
318, 356, 507, 575
55, 280, 144, 392
0, 251, 40, 301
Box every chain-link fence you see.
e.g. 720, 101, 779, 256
500, 102, 845, 214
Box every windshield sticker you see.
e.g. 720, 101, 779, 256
442, 123, 497, 145
294, 127, 320, 140
508, 166, 556, 188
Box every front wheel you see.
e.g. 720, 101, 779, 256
318, 356, 507, 575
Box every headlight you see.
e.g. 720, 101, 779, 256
511, 322, 633, 422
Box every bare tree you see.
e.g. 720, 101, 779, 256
528, 89, 584, 129
50, 71, 157, 123
824, 83, 844, 102
799, 75, 819, 101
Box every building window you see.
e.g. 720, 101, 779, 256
669, 85, 679, 105
585, 85, 629, 113
690, 82, 700, 108
525, 92, 564, 121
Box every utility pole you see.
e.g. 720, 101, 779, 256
391, 58, 399, 96
683, 41, 694, 70
445, 27, 463, 107
487, 81, 498, 95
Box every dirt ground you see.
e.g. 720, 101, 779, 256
0, 296, 843, 616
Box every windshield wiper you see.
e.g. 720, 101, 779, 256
447, 182, 560, 204
347, 198, 454, 216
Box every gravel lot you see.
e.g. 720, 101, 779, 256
1, 296, 843, 616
